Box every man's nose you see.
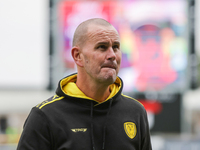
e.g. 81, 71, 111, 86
106, 47, 116, 61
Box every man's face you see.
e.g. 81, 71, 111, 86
80, 25, 121, 85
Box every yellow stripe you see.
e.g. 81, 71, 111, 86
121, 94, 143, 106
36, 103, 41, 108
39, 96, 64, 109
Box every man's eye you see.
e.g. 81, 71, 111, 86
97, 45, 107, 49
113, 45, 119, 50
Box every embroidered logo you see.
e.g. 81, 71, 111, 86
71, 128, 87, 133
124, 122, 137, 139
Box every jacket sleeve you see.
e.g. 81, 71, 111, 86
141, 110, 152, 150
17, 107, 52, 150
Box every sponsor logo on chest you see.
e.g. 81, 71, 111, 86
71, 128, 87, 133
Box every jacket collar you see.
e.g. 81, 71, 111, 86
56, 73, 123, 105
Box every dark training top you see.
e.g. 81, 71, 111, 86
17, 74, 152, 150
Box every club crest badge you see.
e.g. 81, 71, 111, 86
124, 122, 137, 139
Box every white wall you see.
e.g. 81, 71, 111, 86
0, 0, 49, 89
196, 0, 200, 56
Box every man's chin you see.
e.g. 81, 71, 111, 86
97, 69, 117, 83
101, 74, 117, 84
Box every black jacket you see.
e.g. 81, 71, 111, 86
17, 74, 152, 150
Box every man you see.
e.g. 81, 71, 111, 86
17, 18, 152, 150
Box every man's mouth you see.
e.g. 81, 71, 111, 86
101, 63, 117, 70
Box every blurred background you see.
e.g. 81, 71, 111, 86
0, 0, 200, 149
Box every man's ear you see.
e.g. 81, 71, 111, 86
71, 46, 84, 67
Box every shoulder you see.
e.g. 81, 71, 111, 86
35, 95, 65, 110
121, 94, 143, 106
24, 95, 66, 127
120, 94, 146, 111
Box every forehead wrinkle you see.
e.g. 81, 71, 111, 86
87, 29, 120, 44
87, 29, 107, 40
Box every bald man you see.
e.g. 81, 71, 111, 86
17, 18, 152, 150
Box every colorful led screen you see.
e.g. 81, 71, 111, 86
58, 0, 188, 93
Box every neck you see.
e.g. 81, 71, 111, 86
76, 74, 111, 103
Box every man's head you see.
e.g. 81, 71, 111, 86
72, 18, 112, 47
71, 18, 121, 86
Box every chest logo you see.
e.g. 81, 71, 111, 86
124, 122, 137, 139
71, 128, 87, 133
